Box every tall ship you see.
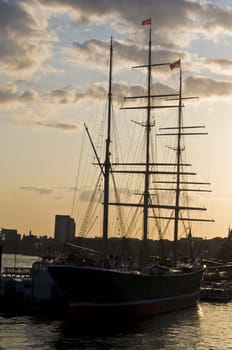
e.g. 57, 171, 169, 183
48, 20, 212, 322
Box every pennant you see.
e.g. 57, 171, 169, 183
142, 18, 152, 26
170, 59, 181, 70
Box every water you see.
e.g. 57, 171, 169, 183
2, 253, 39, 268
1, 254, 232, 350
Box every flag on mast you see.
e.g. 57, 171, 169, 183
170, 59, 181, 70
142, 18, 152, 25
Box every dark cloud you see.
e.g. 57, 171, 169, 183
1, 75, 230, 111
72, 39, 146, 65
38, 0, 121, 21
0, 0, 231, 78
34, 121, 79, 130
203, 3, 232, 31
38, 0, 232, 46
0, 0, 231, 112
71, 38, 232, 83
44, 88, 85, 104
38, 0, 200, 29
71, 38, 184, 70
0, 0, 54, 76
44, 81, 176, 106
45, 76, 232, 105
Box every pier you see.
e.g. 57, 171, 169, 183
2, 267, 32, 279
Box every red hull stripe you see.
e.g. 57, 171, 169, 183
69, 291, 199, 308
68, 292, 200, 321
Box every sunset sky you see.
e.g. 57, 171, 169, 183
0, 0, 232, 239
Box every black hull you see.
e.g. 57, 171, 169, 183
48, 264, 203, 321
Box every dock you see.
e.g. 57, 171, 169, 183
0, 258, 67, 318
2, 267, 32, 279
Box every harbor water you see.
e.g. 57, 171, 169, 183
1, 254, 232, 350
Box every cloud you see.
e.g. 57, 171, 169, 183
38, 0, 232, 47
43, 77, 232, 108
0, 83, 81, 130
70, 37, 232, 80
184, 76, 232, 97
44, 84, 106, 104
20, 186, 53, 195
38, 0, 119, 22
44, 87, 86, 104
204, 58, 232, 75
69, 38, 185, 71
43, 81, 177, 107
0, 83, 38, 104
0, 0, 230, 85
71, 39, 148, 69
0, 0, 231, 79
79, 188, 102, 202
33, 121, 79, 131
202, 3, 232, 33
20, 185, 76, 197
0, 0, 56, 77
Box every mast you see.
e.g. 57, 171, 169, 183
173, 67, 182, 266
83, 27, 213, 262
141, 27, 152, 262
108, 22, 213, 265
102, 37, 113, 256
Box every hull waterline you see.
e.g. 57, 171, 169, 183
48, 264, 203, 321
68, 292, 200, 322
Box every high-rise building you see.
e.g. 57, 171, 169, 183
54, 215, 76, 243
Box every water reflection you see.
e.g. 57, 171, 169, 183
0, 315, 61, 350
1, 255, 232, 350
56, 306, 201, 350
1, 303, 232, 349
197, 302, 232, 350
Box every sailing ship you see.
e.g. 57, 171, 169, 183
48, 22, 212, 322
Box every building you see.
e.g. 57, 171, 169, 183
1, 228, 20, 242
54, 215, 76, 243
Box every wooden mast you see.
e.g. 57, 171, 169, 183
141, 27, 152, 262
102, 37, 113, 256
108, 24, 213, 265
173, 66, 182, 266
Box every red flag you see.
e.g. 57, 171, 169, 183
170, 59, 181, 70
142, 18, 152, 25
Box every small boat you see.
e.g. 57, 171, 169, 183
48, 20, 212, 322
201, 283, 232, 301
0, 258, 65, 316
